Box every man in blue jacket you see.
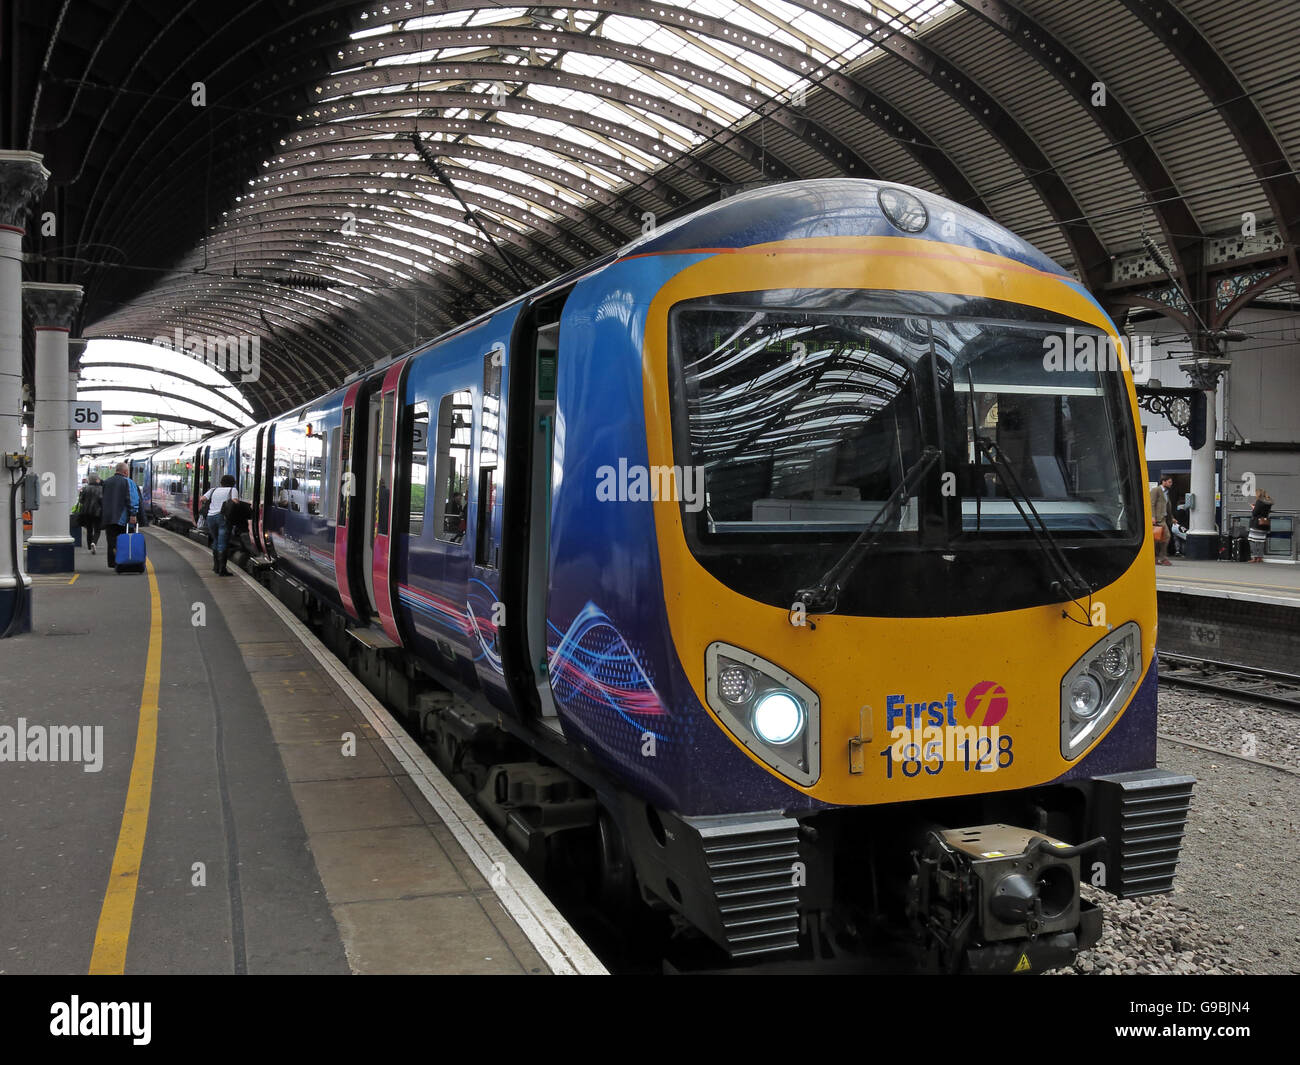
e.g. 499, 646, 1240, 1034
100, 462, 140, 569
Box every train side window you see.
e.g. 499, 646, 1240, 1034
239, 443, 255, 501
432, 389, 472, 544
273, 450, 290, 509
305, 427, 324, 515
477, 348, 503, 568
274, 423, 303, 510
408, 401, 429, 537
338, 409, 353, 527
327, 425, 343, 527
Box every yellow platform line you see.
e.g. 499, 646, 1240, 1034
68, 574, 79, 585
88, 558, 162, 974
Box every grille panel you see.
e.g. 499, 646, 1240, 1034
699, 818, 803, 957
1094, 770, 1196, 898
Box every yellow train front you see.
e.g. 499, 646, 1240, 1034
548, 179, 1194, 972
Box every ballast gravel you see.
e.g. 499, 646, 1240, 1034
1158, 685, 1300, 771
1048, 687, 1299, 975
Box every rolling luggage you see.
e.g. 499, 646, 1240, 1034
115, 522, 146, 573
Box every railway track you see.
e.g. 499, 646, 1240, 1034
1157, 652, 1300, 710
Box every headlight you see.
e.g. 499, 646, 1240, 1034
752, 690, 806, 746
1067, 674, 1104, 719
705, 642, 820, 785
718, 664, 756, 705
1060, 622, 1143, 759
1097, 643, 1129, 680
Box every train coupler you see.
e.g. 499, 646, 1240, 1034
908, 823, 1104, 974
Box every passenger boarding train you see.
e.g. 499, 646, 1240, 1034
118, 180, 1194, 972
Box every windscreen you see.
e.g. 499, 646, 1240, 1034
668, 290, 1143, 616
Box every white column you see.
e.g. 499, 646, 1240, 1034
1181, 357, 1230, 560
67, 338, 86, 547
23, 283, 83, 573
0, 151, 49, 636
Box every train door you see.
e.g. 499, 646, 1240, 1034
361, 387, 381, 618
366, 359, 409, 643
474, 346, 504, 572
501, 290, 570, 727
237, 429, 261, 554
333, 382, 364, 620
261, 425, 277, 559
470, 345, 507, 695
190, 445, 204, 522
529, 320, 561, 723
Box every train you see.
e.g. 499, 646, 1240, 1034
111, 179, 1195, 972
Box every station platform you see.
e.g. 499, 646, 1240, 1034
1156, 557, 1300, 608
1155, 559, 1300, 674
0, 529, 604, 975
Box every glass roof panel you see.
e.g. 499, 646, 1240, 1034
110, 2, 963, 414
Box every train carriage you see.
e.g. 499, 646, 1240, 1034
139, 180, 1193, 972
147, 442, 198, 527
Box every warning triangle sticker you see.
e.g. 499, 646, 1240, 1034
1013, 953, 1032, 973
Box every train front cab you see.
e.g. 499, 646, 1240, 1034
555, 218, 1196, 970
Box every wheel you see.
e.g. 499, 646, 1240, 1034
596, 811, 639, 912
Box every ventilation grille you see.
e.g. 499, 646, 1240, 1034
699, 818, 802, 958
1096, 771, 1196, 898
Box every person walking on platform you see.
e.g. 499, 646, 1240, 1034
1248, 489, 1274, 563
200, 474, 240, 575
76, 473, 104, 554
100, 463, 140, 569
1150, 472, 1175, 566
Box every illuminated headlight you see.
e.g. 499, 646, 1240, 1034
1060, 622, 1143, 760
705, 642, 820, 786
752, 690, 805, 746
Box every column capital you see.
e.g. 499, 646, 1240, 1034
0, 150, 49, 232
68, 336, 88, 374
23, 282, 83, 331
1180, 356, 1231, 391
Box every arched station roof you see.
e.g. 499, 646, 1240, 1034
10, 0, 1298, 422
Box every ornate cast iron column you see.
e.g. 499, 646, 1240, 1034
23, 282, 84, 573
0, 150, 49, 635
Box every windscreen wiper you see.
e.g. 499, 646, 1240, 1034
794, 445, 942, 616
972, 433, 1091, 601
963, 365, 1090, 603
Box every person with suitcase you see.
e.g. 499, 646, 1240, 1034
100, 462, 141, 570
1150, 473, 1175, 566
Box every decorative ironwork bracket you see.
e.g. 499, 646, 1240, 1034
1135, 385, 1204, 446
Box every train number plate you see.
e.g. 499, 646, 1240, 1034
880, 729, 1014, 779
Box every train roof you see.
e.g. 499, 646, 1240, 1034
629, 179, 1067, 276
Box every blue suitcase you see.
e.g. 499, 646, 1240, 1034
115, 523, 146, 573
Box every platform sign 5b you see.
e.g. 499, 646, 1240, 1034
71, 401, 103, 429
